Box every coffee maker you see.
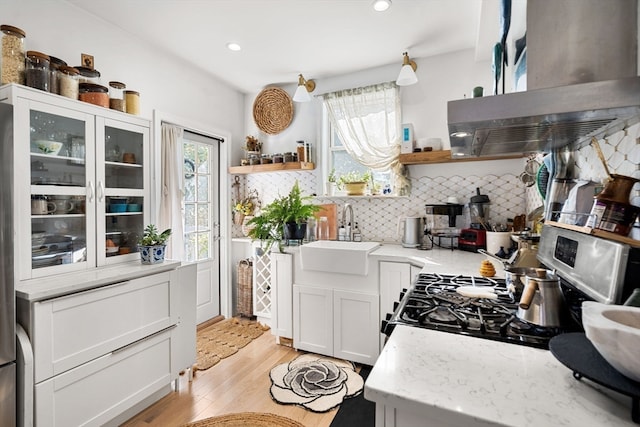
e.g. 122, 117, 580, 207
459, 188, 490, 252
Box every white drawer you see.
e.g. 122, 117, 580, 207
32, 270, 177, 383
35, 329, 172, 427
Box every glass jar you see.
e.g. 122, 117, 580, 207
283, 152, 294, 163
75, 66, 100, 84
1, 24, 26, 85
25, 50, 50, 91
58, 65, 79, 99
318, 216, 329, 240
108, 81, 126, 112
78, 82, 109, 108
124, 90, 140, 115
296, 141, 306, 162
48, 56, 66, 95
272, 153, 283, 163
260, 154, 272, 164
248, 154, 260, 165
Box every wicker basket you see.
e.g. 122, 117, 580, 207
237, 258, 253, 317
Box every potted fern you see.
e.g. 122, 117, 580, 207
247, 181, 319, 252
138, 224, 172, 264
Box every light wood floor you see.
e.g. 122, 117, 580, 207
120, 325, 338, 427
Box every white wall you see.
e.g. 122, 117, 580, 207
242, 47, 524, 183
5, 0, 245, 149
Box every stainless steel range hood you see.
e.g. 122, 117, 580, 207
448, 0, 638, 158
448, 76, 640, 158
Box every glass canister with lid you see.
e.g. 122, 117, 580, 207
124, 90, 140, 115
108, 81, 126, 112
58, 65, 79, 99
25, 50, 50, 91
1, 24, 26, 85
48, 56, 66, 95
75, 66, 101, 84
79, 82, 109, 108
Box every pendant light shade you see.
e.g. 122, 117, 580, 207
396, 52, 418, 86
293, 74, 316, 102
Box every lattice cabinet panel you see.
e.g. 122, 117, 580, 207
252, 242, 271, 318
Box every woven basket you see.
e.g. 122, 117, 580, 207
252, 87, 293, 135
237, 259, 253, 317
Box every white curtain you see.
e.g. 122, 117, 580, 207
159, 123, 185, 260
321, 82, 409, 194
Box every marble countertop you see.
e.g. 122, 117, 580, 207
365, 324, 636, 426
16, 260, 182, 301
370, 244, 506, 277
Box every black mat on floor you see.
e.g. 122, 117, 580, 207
330, 365, 375, 427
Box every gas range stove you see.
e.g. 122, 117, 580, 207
381, 273, 580, 349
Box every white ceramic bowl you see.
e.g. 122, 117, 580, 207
33, 140, 64, 156
582, 301, 640, 382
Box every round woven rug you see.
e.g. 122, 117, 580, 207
183, 412, 304, 427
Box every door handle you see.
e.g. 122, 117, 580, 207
97, 181, 105, 202
88, 181, 95, 202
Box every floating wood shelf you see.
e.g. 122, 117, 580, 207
547, 221, 640, 248
399, 150, 523, 165
229, 162, 315, 174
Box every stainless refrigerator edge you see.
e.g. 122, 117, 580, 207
0, 102, 16, 426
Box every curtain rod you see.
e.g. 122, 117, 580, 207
162, 120, 225, 143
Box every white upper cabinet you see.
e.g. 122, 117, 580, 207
1, 84, 150, 280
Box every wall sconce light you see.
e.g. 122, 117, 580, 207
293, 74, 316, 102
396, 52, 418, 86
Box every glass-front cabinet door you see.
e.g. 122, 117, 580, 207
96, 118, 150, 265
11, 87, 151, 280
17, 98, 96, 279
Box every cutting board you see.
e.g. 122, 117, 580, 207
314, 203, 337, 240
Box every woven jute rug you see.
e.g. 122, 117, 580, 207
194, 317, 269, 371
269, 354, 365, 413
183, 412, 304, 427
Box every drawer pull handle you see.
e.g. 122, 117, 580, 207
112, 324, 176, 355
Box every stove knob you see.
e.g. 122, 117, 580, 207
399, 292, 405, 300
393, 301, 399, 311
385, 313, 392, 321
380, 320, 388, 334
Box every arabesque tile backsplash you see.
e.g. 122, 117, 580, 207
232, 122, 639, 244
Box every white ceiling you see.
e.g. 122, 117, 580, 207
67, 0, 525, 94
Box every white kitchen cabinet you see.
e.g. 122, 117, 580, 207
293, 284, 379, 365
0, 84, 150, 281
17, 265, 181, 427
334, 289, 379, 365
293, 285, 333, 355
270, 252, 293, 341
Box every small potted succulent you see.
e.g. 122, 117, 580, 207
138, 224, 172, 264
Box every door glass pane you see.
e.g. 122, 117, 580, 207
30, 110, 85, 187
197, 145, 209, 173
197, 175, 209, 202
184, 203, 196, 232
197, 204, 209, 230
104, 126, 143, 190
197, 232, 210, 260
185, 233, 196, 262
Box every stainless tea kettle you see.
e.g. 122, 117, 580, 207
397, 216, 424, 248
517, 269, 570, 327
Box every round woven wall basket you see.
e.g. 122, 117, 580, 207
253, 87, 293, 135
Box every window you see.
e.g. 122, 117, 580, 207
183, 137, 213, 262
329, 123, 392, 193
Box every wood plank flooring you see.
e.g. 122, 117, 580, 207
120, 325, 338, 427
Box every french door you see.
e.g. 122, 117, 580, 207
183, 132, 220, 324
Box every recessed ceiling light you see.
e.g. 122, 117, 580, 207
226, 42, 241, 51
372, 0, 391, 12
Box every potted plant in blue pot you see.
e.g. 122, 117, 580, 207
138, 224, 172, 264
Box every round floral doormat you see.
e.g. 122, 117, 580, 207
269, 354, 364, 413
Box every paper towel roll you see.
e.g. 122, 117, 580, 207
486, 231, 512, 256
